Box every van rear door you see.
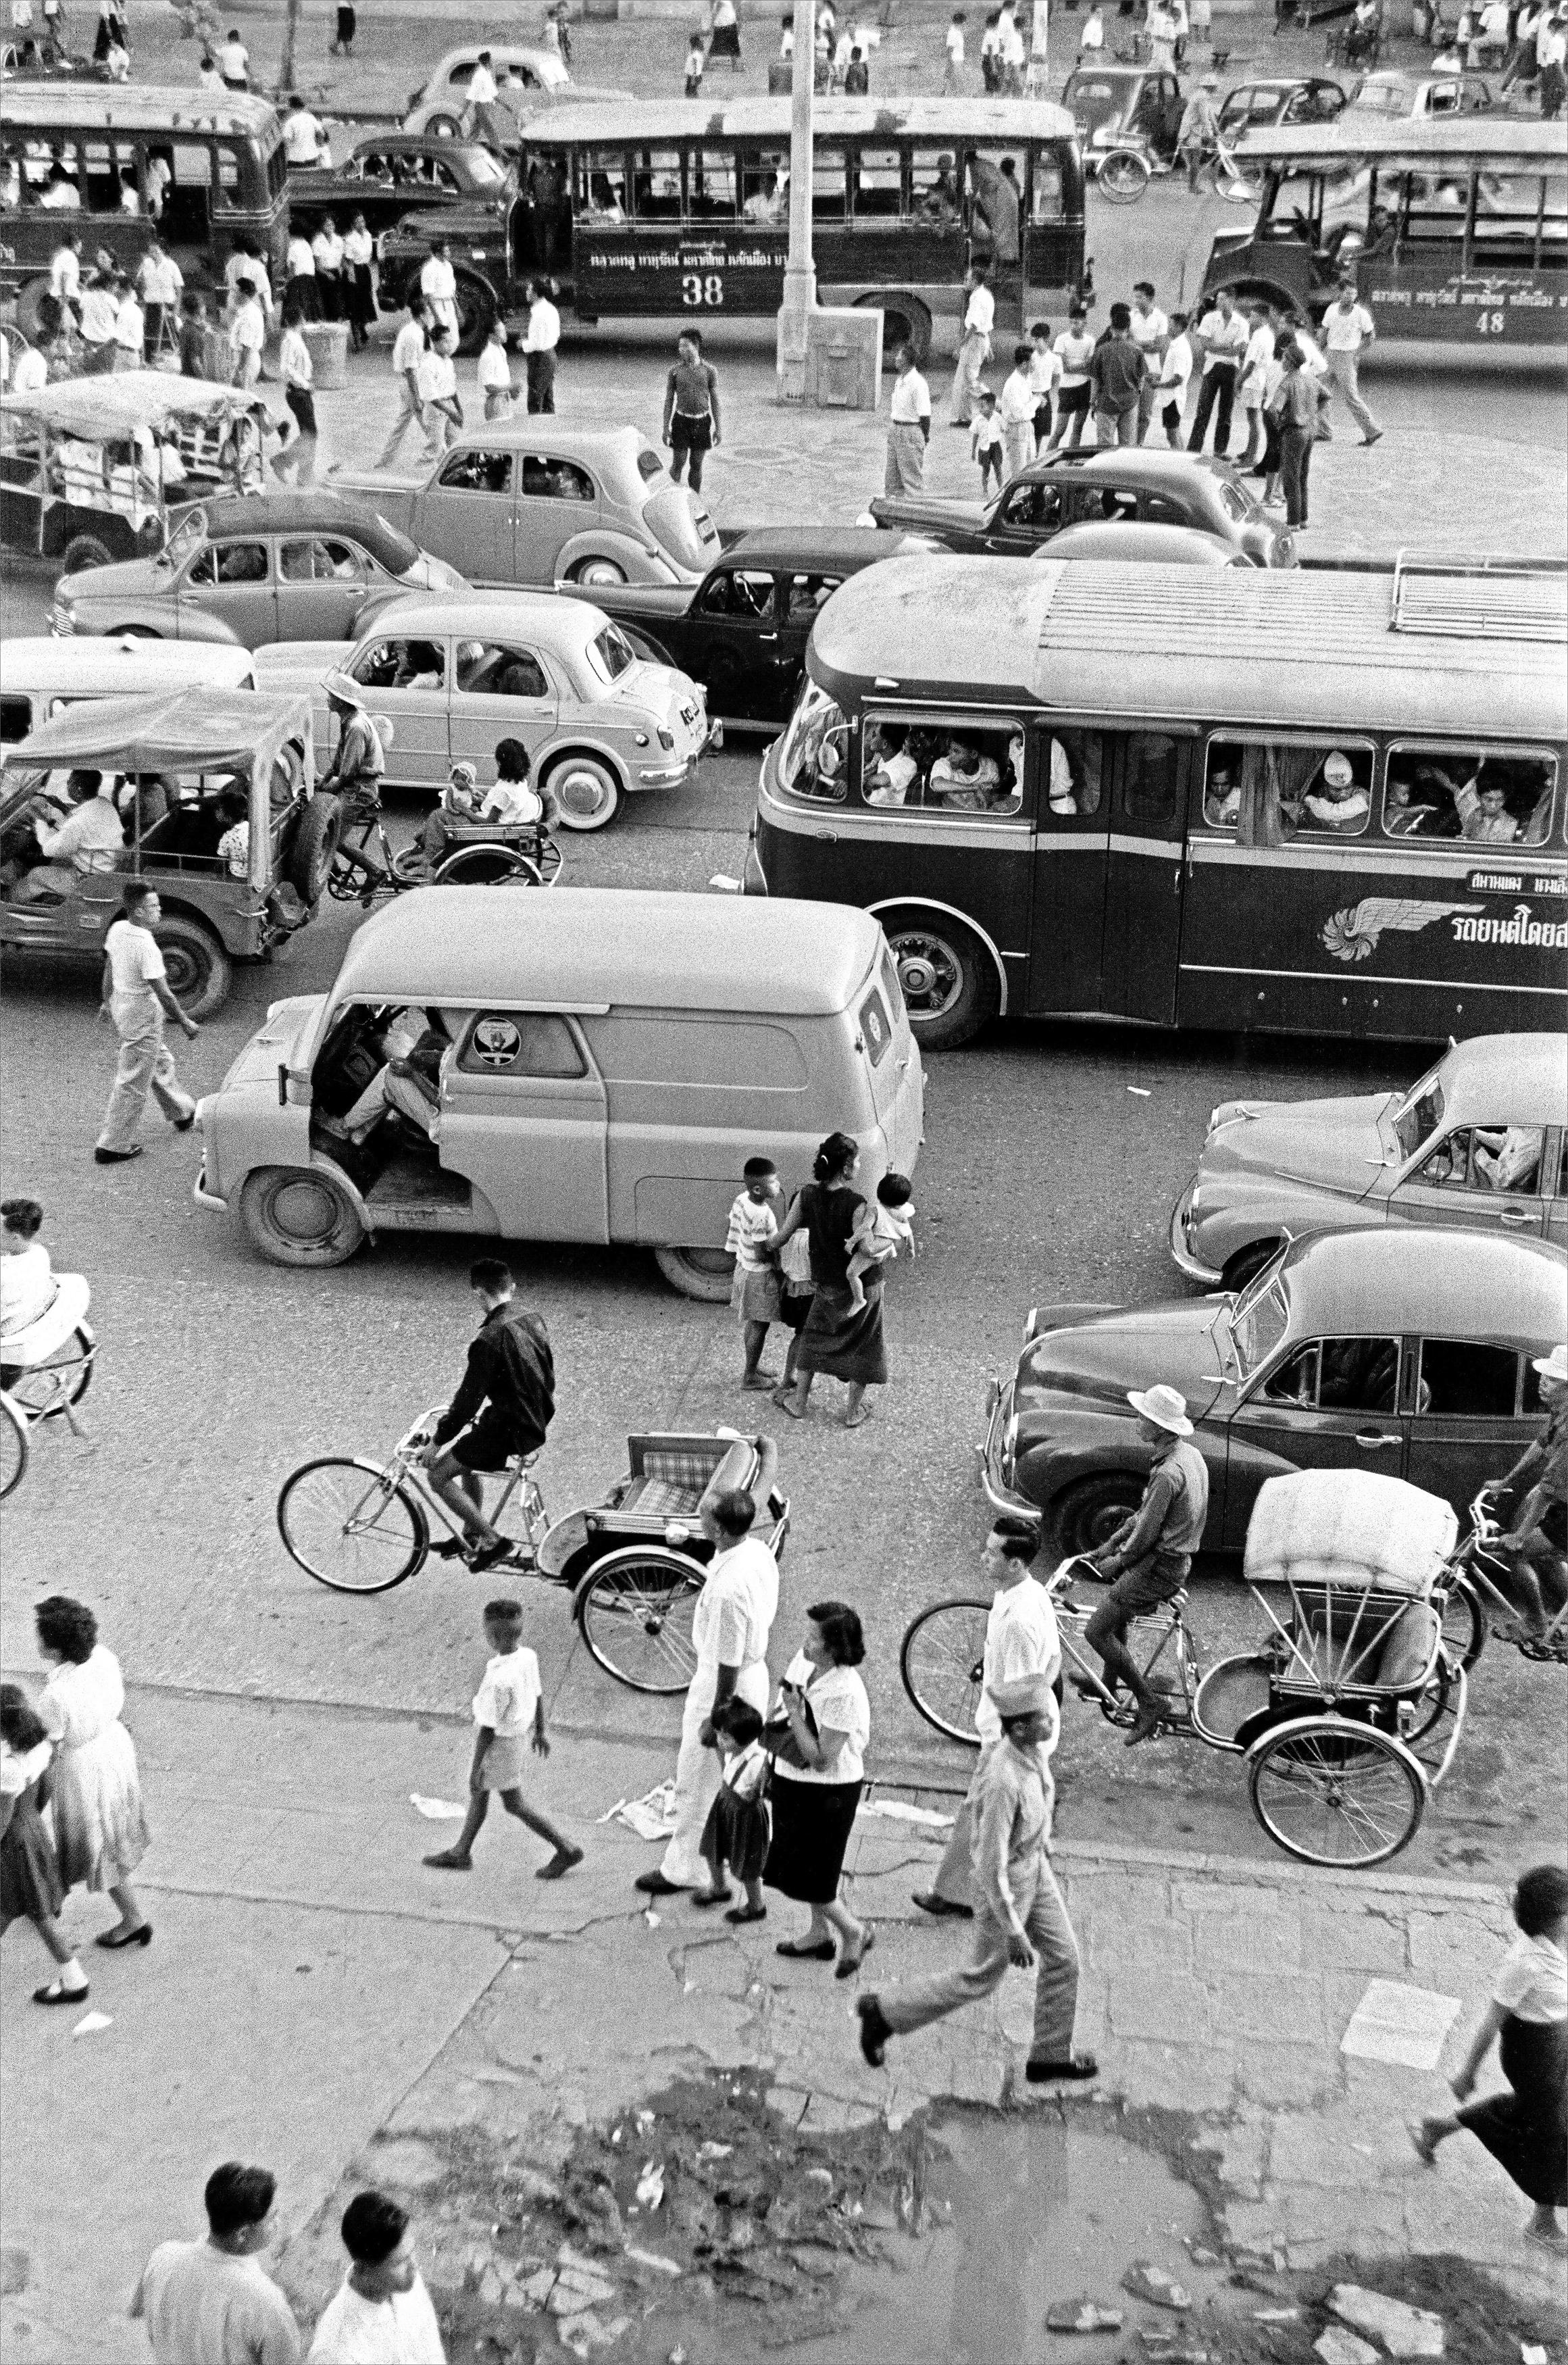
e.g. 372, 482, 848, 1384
857, 945, 924, 1178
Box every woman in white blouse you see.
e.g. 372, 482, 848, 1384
1413, 1862, 1567, 2249
765, 1601, 873, 1976
34, 1595, 153, 1964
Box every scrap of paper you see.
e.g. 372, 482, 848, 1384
857, 1799, 955, 1828
410, 1793, 467, 1820
72, 2012, 113, 2037
603, 1783, 680, 1842
1340, 1979, 1461, 2071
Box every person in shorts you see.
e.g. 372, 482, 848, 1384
1082, 1385, 1209, 1745
420, 1261, 555, 1571
663, 328, 721, 492
727, 1155, 786, 1389
420, 1599, 582, 1878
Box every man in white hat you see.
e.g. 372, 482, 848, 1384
318, 678, 386, 818
857, 1670, 1094, 2084
1496, 1345, 1567, 1643
1083, 1385, 1209, 1745
913, 1514, 1060, 1920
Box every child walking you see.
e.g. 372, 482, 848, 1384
694, 1700, 771, 1924
845, 1172, 914, 1312
970, 386, 1004, 491
684, 26, 706, 91
423, 1601, 582, 1881
726, 1154, 786, 1390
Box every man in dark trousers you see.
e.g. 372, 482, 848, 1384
1082, 1383, 1210, 1743
421, 1260, 555, 1570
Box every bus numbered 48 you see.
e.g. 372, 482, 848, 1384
747, 555, 1567, 1049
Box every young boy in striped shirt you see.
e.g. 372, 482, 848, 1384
726, 1155, 786, 1391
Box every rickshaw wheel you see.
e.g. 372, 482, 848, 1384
434, 847, 542, 887
0, 1398, 26, 1500
1439, 1578, 1485, 1672
574, 1547, 704, 1693
900, 1598, 990, 1747
1096, 148, 1151, 203
1248, 1716, 1424, 1869
2, 1326, 94, 1420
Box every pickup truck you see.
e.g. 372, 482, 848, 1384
326, 423, 719, 595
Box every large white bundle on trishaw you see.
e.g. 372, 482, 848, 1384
1244, 1470, 1457, 1601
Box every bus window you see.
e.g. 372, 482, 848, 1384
1120, 733, 1183, 832
1260, 170, 1321, 242
779, 683, 848, 802
632, 147, 683, 219
1473, 173, 1567, 266
216, 141, 246, 211
690, 148, 737, 220
813, 148, 847, 221
911, 148, 961, 223
80, 139, 138, 214
855, 147, 903, 218
579, 149, 628, 222
741, 149, 790, 221
1382, 746, 1557, 847
1043, 729, 1103, 822
160, 143, 213, 245
862, 714, 1023, 816
1029, 151, 1063, 224
1205, 737, 1372, 841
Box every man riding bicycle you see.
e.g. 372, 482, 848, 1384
1494, 1343, 1568, 1643
320, 676, 386, 818
1081, 1384, 1209, 1745
422, 1260, 555, 1572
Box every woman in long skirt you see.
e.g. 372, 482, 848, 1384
774, 1130, 887, 1428
35, 1595, 153, 1954
1, 1683, 92, 2008
1413, 1862, 1567, 2250
766, 1601, 874, 1976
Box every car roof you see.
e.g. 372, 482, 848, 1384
0, 638, 255, 697
1038, 522, 1238, 565
329, 888, 888, 1016
182, 492, 420, 572
446, 424, 652, 468
1027, 450, 1234, 497
1241, 116, 1562, 166
532, 94, 1077, 143
428, 43, 560, 68
1433, 1032, 1568, 1129
1280, 1228, 1567, 1347
722, 528, 909, 574
0, 80, 278, 136
350, 132, 493, 159
360, 594, 601, 647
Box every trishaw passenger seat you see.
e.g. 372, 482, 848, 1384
694, 1436, 765, 1522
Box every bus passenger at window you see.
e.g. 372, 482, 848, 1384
1294, 749, 1369, 833
919, 153, 960, 220
1383, 768, 1442, 837
929, 735, 1004, 810
1204, 760, 1240, 828
1443, 762, 1521, 843
864, 723, 917, 807
1046, 741, 1078, 816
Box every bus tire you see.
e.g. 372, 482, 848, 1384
452, 275, 495, 355
857, 291, 931, 368
1221, 1239, 1281, 1294
61, 532, 115, 574
880, 907, 999, 1050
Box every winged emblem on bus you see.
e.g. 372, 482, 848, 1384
1321, 898, 1485, 964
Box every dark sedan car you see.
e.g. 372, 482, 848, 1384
1218, 76, 1346, 138
1062, 63, 1186, 173
286, 136, 514, 244
868, 449, 1295, 569
981, 1227, 1567, 1555
558, 528, 912, 730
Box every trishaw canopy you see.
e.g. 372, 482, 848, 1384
1244, 1470, 1458, 1599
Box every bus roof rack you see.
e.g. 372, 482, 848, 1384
1389, 554, 1568, 645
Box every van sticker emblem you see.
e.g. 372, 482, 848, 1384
472, 1018, 522, 1068
1321, 897, 1483, 963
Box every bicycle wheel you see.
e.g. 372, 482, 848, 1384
326, 824, 382, 903
277, 1457, 427, 1592
900, 1599, 990, 1746
0, 1397, 26, 1500
574, 1547, 703, 1693
3, 1325, 94, 1420
1438, 1576, 1485, 1671
1096, 148, 1150, 203
1248, 1717, 1424, 1869
1398, 1657, 1465, 1785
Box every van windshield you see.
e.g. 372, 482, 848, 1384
778, 679, 848, 802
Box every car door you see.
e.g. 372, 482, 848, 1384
414, 449, 517, 587
1222, 1333, 1407, 1545
980, 478, 1065, 555
344, 631, 452, 789
516, 455, 601, 586
180, 536, 278, 647
1546, 1133, 1568, 1252
1404, 1336, 1526, 1514
449, 636, 559, 771
276, 534, 370, 641
1387, 1124, 1548, 1238
688, 566, 784, 720
438, 1010, 610, 1243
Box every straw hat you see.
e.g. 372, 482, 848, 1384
1127, 1383, 1194, 1437
988, 1671, 1053, 1720
1533, 1345, 1568, 1385
323, 670, 364, 708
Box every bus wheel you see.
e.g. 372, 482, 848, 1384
15, 274, 55, 342
858, 291, 931, 368
881, 910, 998, 1050
452, 276, 495, 356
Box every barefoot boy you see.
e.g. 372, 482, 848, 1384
423, 1600, 582, 1880
726, 1154, 786, 1389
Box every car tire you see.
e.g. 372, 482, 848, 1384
425, 111, 461, 135
857, 290, 932, 369
61, 532, 115, 574
653, 1244, 735, 1301
879, 907, 999, 1050
152, 915, 232, 1018
569, 556, 629, 587
286, 792, 343, 905
545, 753, 621, 831
107, 624, 163, 638
241, 1166, 367, 1268
1047, 1472, 1150, 1562
1221, 1240, 1282, 1294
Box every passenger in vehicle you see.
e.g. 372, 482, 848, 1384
1319, 1337, 1397, 1412
340, 1007, 451, 1147
420, 764, 481, 874
1474, 1125, 1542, 1192
393, 641, 443, 689
1204, 758, 1240, 828
1429, 756, 1521, 843
1290, 749, 1370, 834
215, 793, 251, 878
1382, 768, 1444, 837
115, 773, 172, 838
14, 768, 123, 901
928, 735, 1007, 811
863, 721, 917, 806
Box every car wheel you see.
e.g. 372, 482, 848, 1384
286, 793, 342, 904
61, 532, 114, 574
1221, 1240, 1282, 1295
107, 624, 163, 638
152, 915, 232, 1018
241, 1166, 366, 1268
546, 753, 621, 832
653, 1244, 735, 1301
425, 111, 461, 135
1048, 1472, 1149, 1562
569, 556, 629, 588
880, 907, 999, 1050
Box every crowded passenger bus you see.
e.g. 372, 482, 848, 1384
508, 97, 1086, 357
749, 555, 1567, 1049
1202, 116, 1568, 361
0, 85, 288, 342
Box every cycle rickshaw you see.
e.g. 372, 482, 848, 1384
325, 724, 564, 907
0, 1271, 96, 1499
278, 1424, 788, 1693
902, 1468, 1470, 1868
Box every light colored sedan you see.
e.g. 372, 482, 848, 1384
401, 43, 570, 137
253, 593, 710, 830
1169, 1032, 1568, 1291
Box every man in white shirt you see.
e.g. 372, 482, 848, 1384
1186, 287, 1249, 457
219, 26, 249, 85
78, 270, 119, 372
913, 1517, 1061, 1918
636, 1484, 778, 1895
520, 278, 560, 413
307, 2193, 445, 2364
49, 229, 82, 322
16, 767, 123, 901
39, 163, 81, 208
1236, 299, 1275, 468
229, 284, 265, 389
311, 216, 345, 322
95, 880, 199, 1162
1080, 1, 1105, 45
284, 230, 319, 320
949, 261, 994, 426
1321, 278, 1383, 444
282, 93, 324, 168
462, 49, 506, 146
379, 302, 429, 465
11, 339, 46, 395
884, 341, 931, 492
136, 236, 183, 358
1129, 279, 1169, 444
111, 274, 144, 370
416, 326, 461, 461
0, 1199, 54, 1338
420, 238, 459, 341
132, 2164, 299, 2365
1156, 308, 1194, 446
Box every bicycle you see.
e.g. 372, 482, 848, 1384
0, 1272, 97, 1500
326, 787, 559, 906
1438, 1487, 1567, 1666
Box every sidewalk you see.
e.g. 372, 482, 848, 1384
3, 1685, 1562, 2363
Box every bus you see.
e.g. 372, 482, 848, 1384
748, 554, 1567, 1049
1203, 116, 1567, 362
377, 97, 1086, 363
0, 86, 288, 342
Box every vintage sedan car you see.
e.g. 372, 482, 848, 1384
1171, 1033, 1568, 1292
329, 425, 720, 593
868, 450, 1295, 569
401, 43, 569, 137
1342, 67, 1498, 120
559, 528, 912, 732
253, 593, 709, 829
1218, 76, 1346, 137
1061, 62, 1184, 175
286, 136, 515, 245
982, 1226, 1567, 1555
51, 494, 467, 648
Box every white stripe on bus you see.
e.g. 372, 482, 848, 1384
1180, 963, 1566, 997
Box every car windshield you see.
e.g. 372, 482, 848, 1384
587, 623, 636, 682
160, 511, 206, 572
463, 148, 509, 186
1230, 1276, 1290, 1376
643, 483, 718, 570
1392, 1060, 1446, 1159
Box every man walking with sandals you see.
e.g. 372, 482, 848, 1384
857, 1671, 1096, 2087
95, 882, 198, 1165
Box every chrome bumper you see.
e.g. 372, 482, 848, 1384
1168, 1181, 1222, 1286
192, 1156, 227, 1213
978, 1374, 1033, 1517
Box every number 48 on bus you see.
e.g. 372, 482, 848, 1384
1476, 309, 1507, 334
681, 272, 725, 307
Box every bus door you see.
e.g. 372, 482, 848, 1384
1022, 143, 1080, 303
1099, 730, 1193, 1023
966, 147, 1025, 330
1026, 725, 1110, 1014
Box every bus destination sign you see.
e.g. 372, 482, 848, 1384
576, 228, 789, 317
1363, 262, 1568, 346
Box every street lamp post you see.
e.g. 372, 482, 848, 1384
776, 9, 817, 399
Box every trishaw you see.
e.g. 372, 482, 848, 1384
902, 1468, 1470, 1868
0, 372, 271, 574
278, 1426, 789, 1695
0, 686, 337, 1014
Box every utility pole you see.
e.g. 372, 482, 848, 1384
776, 9, 817, 399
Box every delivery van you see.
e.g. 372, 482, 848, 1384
0, 639, 257, 758
193, 887, 926, 1294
